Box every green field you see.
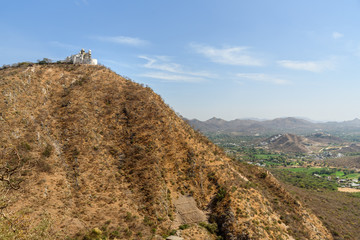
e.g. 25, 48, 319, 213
264, 161, 282, 166
254, 154, 280, 160
287, 167, 360, 179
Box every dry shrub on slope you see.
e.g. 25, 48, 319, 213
0, 64, 332, 239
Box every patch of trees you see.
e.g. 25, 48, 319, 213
312, 168, 337, 175
271, 169, 338, 191
37, 58, 52, 65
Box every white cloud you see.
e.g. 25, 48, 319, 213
190, 43, 264, 66
277, 59, 335, 72
332, 32, 344, 39
94, 36, 148, 46
236, 73, 290, 85
139, 72, 205, 82
139, 55, 181, 73
138, 55, 216, 82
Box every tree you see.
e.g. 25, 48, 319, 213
37, 58, 52, 65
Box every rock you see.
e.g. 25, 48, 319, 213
166, 236, 184, 240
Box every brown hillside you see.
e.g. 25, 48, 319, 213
264, 134, 313, 153
0, 63, 332, 239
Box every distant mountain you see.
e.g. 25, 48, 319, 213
261, 117, 314, 130
342, 118, 360, 127
187, 117, 360, 135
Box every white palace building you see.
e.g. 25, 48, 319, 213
64, 49, 97, 65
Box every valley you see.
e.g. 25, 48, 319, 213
192, 118, 360, 239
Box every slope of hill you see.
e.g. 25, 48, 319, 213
326, 156, 360, 170
261, 134, 313, 153
306, 133, 344, 145
0, 63, 332, 239
280, 184, 360, 240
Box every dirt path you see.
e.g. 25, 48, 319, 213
338, 187, 360, 193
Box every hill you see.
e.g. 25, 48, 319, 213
326, 156, 360, 170
0, 63, 332, 239
306, 133, 344, 145
258, 133, 348, 154
261, 134, 313, 154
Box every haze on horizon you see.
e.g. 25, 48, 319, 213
1, 0, 360, 122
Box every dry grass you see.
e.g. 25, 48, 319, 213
282, 184, 360, 240
0, 63, 333, 239
326, 156, 360, 169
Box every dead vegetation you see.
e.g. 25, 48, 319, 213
282, 184, 360, 240
0, 63, 333, 239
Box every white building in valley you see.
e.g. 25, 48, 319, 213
65, 49, 97, 65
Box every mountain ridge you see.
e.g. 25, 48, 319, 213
187, 117, 360, 135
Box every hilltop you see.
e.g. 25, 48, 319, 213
0, 63, 332, 239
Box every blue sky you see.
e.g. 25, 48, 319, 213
1, 0, 360, 121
